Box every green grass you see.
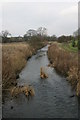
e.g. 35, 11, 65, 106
60, 41, 78, 52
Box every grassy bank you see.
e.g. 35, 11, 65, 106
2, 41, 46, 90
48, 42, 80, 96
60, 41, 78, 53
2, 43, 33, 89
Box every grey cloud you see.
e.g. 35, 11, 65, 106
2, 2, 78, 36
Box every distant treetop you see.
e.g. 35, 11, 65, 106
24, 27, 47, 37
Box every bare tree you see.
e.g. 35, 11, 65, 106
24, 27, 47, 38
37, 27, 43, 35
26, 29, 37, 36
1, 30, 11, 38
37, 27, 47, 36
42, 27, 47, 36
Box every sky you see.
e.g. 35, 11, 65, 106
0, 0, 79, 37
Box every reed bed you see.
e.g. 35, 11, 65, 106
2, 43, 33, 89
48, 42, 80, 96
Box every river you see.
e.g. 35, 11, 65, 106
2, 45, 78, 118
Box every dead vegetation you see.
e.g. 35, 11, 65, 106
48, 42, 80, 96
40, 67, 48, 79
2, 43, 34, 89
10, 85, 35, 97
2, 40, 46, 92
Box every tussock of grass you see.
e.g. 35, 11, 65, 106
11, 85, 35, 97
40, 67, 48, 79
2, 43, 33, 89
48, 42, 80, 96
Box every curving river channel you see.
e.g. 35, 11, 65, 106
3, 45, 78, 118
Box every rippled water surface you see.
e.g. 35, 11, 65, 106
3, 45, 78, 118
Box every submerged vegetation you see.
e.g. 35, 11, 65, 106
11, 85, 35, 97
40, 67, 48, 79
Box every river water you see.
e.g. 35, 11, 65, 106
2, 45, 78, 118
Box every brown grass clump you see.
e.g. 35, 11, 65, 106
10, 85, 35, 97
67, 67, 78, 88
76, 81, 80, 96
2, 43, 33, 89
48, 42, 79, 96
40, 67, 48, 79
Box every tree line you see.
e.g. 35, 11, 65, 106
0, 28, 80, 46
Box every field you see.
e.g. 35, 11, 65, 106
48, 42, 80, 96
60, 40, 78, 52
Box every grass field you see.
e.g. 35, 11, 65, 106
60, 40, 78, 52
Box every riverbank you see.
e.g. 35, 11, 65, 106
3, 45, 78, 118
2, 41, 46, 90
47, 42, 80, 96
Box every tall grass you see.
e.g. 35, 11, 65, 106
48, 42, 80, 96
2, 40, 46, 90
2, 43, 33, 89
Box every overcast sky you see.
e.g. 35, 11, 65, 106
0, 1, 78, 36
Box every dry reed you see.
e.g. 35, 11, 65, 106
48, 42, 80, 96
2, 43, 33, 89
